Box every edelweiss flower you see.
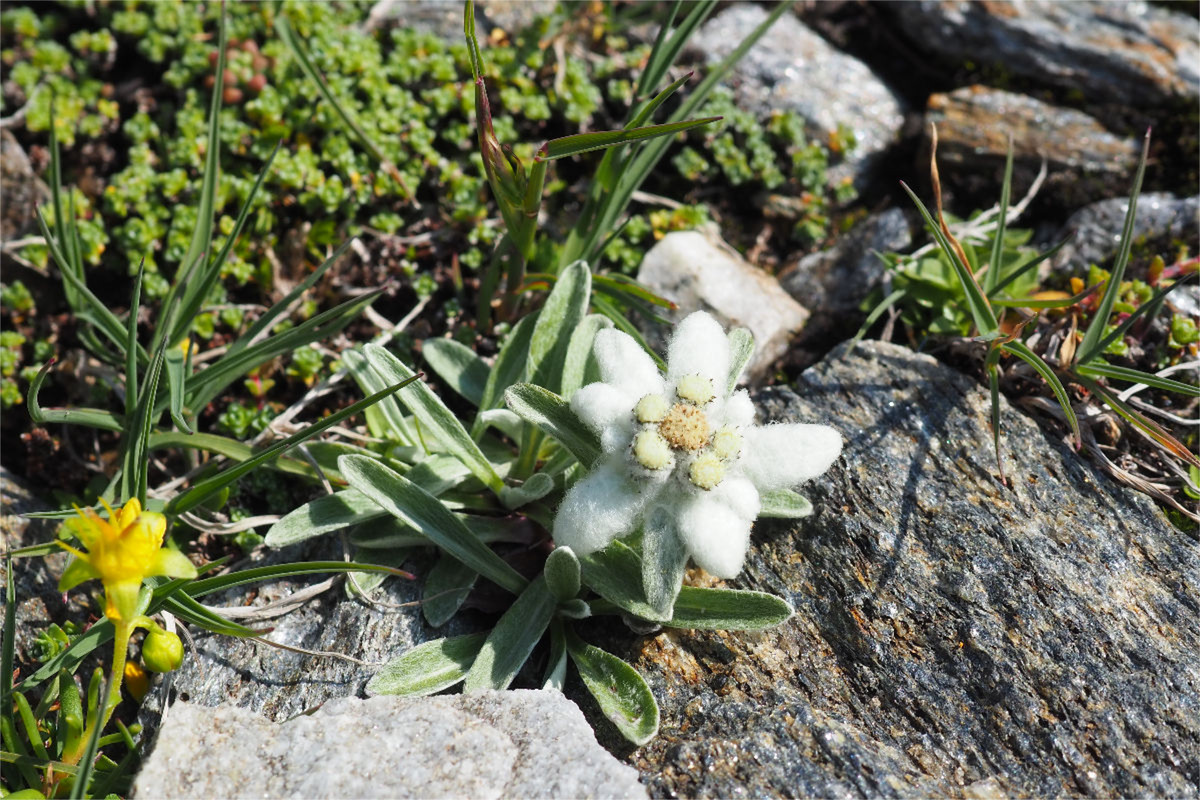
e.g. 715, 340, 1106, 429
554, 311, 842, 578
58, 498, 197, 623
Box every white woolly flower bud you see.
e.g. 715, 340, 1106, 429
688, 451, 725, 490
633, 430, 674, 470
635, 393, 669, 423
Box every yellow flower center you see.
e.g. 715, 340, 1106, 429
658, 403, 710, 451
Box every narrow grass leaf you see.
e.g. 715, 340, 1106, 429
149, 431, 318, 481
1078, 131, 1150, 363
1079, 376, 1200, 469
463, 575, 556, 691
339, 454, 527, 594
1081, 275, 1193, 364
504, 383, 601, 467
565, 627, 659, 745
901, 181, 998, 334
367, 633, 487, 697
984, 139, 1014, 294
668, 586, 793, 630
539, 118, 721, 161
27, 361, 124, 432
1076, 362, 1200, 397
1001, 340, 1081, 446
169, 375, 418, 514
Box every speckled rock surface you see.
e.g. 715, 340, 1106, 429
689, 4, 905, 187
1, 466, 90, 668
1, 128, 50, 240
889, 1, 1200, 107
134, 534, 461, 733
926, 85, 1141, 207
133, 691, 646, 799
780, 208, 912, 365
637, 229, 809, 383
591, 340, 1198, 798
362, 0, 555, 39
1049, 193, 1200, 277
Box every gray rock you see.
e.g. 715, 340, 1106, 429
689, 4, 905, 188
589, 340, 1198, 798
636, 229, 809, 383
1, 466, 90, 670
780, 207, 911, 320
133, 691, 646, 799
1, 128, 50, 241
926, 85, 1141, 207
890, 1, 1200, 107
1049, 192, 1200, 276
362, 0, 554, 40
135, 533, 457, 731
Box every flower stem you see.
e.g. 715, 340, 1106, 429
61, 619, 133, 767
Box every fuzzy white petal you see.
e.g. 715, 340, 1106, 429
741, 423, 843, 491
593, 329, 665, 399
677, 493, 753, 579
712, 476, 761, 521
667, 312, 730, 389
723, 389, 756, 427
553, 456, 652, 555
571, 383, 634, 434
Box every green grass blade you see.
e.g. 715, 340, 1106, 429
538, 117, 721, 161
185, 287, 381, 410
148, 431, 318, 480
165, 346, 193, 434
161, 7, 227, 340
1, 559, 15, 743
168, 375, 419, 514
1002, 340, 1081, 447
275, 14, 413, 202
986, 237, 1070, 299
476, 312, 537, 420
1077, 375, 1200, 469
1079, 274, 1192, 365
184, 561, 410, 598
27, 360, 124, 431
902, 181, 999, 334
172, 140, 282, 347
1078, 130, 1150, 363
990, 282, 1102, 308
1076, 362, 1200, 397
984, 139, 1014, 295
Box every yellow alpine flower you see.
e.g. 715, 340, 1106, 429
58, 498, 197, 623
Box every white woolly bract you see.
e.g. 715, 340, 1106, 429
741, 423, 843, 490
552, 456, 654, 555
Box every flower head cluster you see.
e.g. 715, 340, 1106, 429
554, 311, 842, 578
58, 498, 197, 623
